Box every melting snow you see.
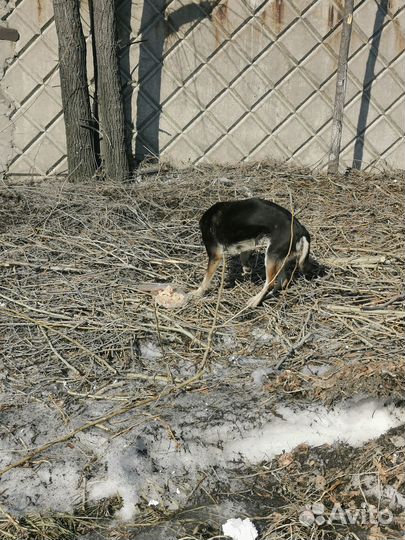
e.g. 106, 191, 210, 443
224, 399, 405, 463
1, 396, 404, 522
222, 517, 258, 540
139, 341, 162, 360
86, 398, 404, 520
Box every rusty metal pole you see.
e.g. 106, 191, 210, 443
328, 0, 354, 174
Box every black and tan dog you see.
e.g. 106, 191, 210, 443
193, 197, 311, 307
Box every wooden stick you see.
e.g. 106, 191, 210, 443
324, 255, 386, 267
361, 293, 405, 311
40, 327, 82, 376
0, 260, 84, 274
200, 255, 226, 370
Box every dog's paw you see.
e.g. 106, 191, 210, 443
246, 295, 262, 308
188, 288, 204, 299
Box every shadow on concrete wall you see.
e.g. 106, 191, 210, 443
352, 0, 388, 169
118, 0, 218, 166
134, 0, 166, 164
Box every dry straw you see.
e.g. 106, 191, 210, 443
0, 162, 404, 538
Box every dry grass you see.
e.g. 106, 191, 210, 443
1, 162, 403, 397
0, 496, 121, 539
0, 161, 404, 539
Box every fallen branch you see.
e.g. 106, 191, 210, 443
0, 260, 84, 273
324, 304, 404, 317
361, 293, 405, 311
324, 255, 387, 267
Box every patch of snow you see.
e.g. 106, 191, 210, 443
360, 475, 405, 511
251, 368, 272, 387
251, 327, 273, 343
148, 499, 159, 507
224, 399, 405, 463
220, 330, 237, 350
139, 341, 162, 360
2, 395, 404, 524
87, 437, 142, 521
86, 398, 405, 520
1, 460, 81, 514
222, 517, 258, 540
300, 362, 330, 376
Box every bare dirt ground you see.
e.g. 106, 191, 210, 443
0, 162, 404, 540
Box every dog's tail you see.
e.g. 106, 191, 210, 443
297, 236, 310, 270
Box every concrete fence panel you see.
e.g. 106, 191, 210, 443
0, 0, 404, 175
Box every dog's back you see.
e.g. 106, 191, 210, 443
199, 197, 310, 256
194, 198, 311, 307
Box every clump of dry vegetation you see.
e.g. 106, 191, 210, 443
1, 162, 403, 399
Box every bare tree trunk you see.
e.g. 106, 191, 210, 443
92, 0, 130, 181
53, 0, 97, 180
88, 0, 101, 167
328, 0, 354, 174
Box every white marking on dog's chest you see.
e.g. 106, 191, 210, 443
223, 236, 271, 256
